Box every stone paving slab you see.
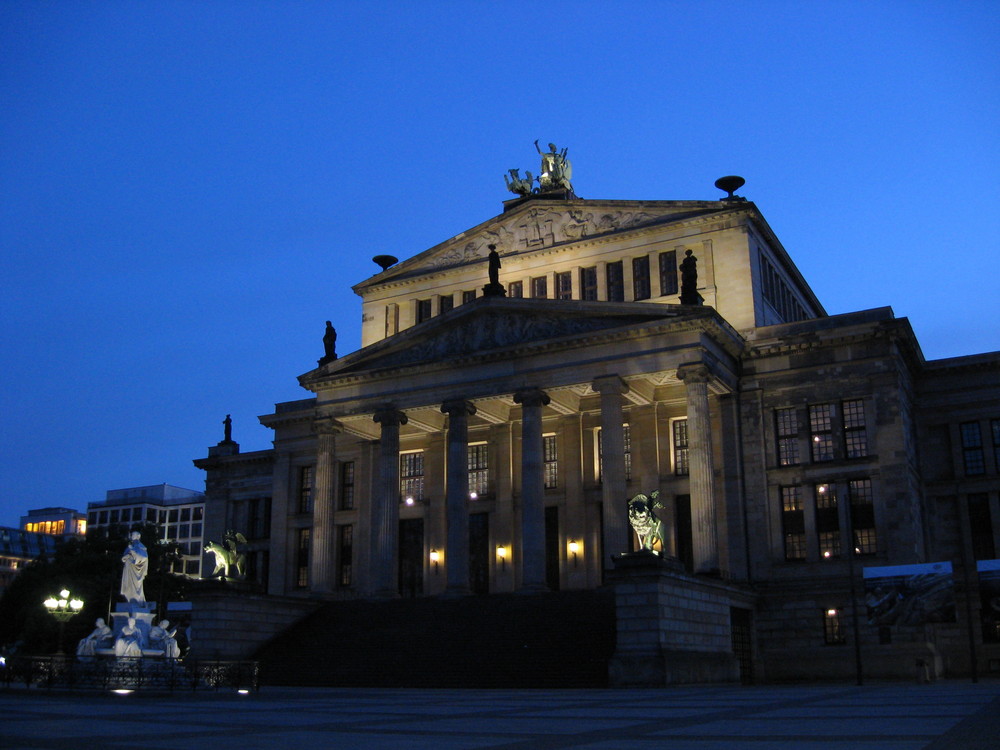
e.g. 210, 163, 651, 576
0, 681, 997, 750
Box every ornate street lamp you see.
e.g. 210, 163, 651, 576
43, 588, 84, 655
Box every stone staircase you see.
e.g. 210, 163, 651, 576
254, 589, 615, 688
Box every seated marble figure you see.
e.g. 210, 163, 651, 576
77, 618, 113, 656
114, 616, 145, 657
149, 619, 181, 659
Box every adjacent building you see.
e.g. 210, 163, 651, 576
195, 173, 1000, 681
0, 527, 58, 595
86, 484, 206, 578
20, 507, 87, 538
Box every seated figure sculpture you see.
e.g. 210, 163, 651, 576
76, 618, 112, 656
114, 616, 145, 657
149, 619, 181, 659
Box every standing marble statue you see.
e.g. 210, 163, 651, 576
77, 618, 112, 656
120, 531, 148, 604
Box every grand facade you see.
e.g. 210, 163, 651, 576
195, 178, 1000, 681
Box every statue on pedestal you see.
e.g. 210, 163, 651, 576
321, 320, 338, 363
114, 616, 145, 657
120, 531, 148, 605
627, 490, 666, 553
76, 618, 112, 656
679, 249, 703, 305
535, 140, 573, 193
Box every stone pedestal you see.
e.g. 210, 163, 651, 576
608, 551, 755, 686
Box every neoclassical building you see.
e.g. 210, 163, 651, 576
195, 175, 1000, 681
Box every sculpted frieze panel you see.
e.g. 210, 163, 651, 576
429, 209, 662, 268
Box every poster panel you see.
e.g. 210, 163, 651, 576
978, 559, 1000, 643
862, 561, 955, 626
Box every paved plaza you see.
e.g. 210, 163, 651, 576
1, 681, 998, 749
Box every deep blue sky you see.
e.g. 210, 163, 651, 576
2, 1, 998, 527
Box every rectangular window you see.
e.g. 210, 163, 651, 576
400, 451, 425, 503
439, 294, 454, 314
659, 250, 678, 296
296, 528, 310, 588
606, 260, 624, 301
169, 509, 179, 523
632, 256, 651, 300
842, 399, 868, 458
968, 493, 996, 561
339, 461, 355, 510
543, 434, 558, 489
775, 408, 800, 466
416, 298, 432, 323
992, 418, 1000, 470
180, 508, 191, 522
555, 271, 573, 300
810, 404, 835, 462
146, 508, 156, 523
338, 524, 353, 588
99, 510, 108, 524
468, 443, 489, 498
462, 290, 476, 304
782, 486, 806, 561
298, 466, 314, 514
848, 478, 877, 555
961, 422, 986, 475
580, 266, 598, 301
597, 425, 632, 482
673, 419, 689, 476
823, 609, 846, 644
815, 483, 840, 559
508, 280, 523, 299
531, 276, 548, 299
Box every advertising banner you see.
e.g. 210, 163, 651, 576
978, 559, 1000, 643
862, 561, 955, 626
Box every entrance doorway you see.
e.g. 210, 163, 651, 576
675, 494, 693, 573
398, 518, 424, 598
469, 512, 490, 594
545, 506, 560, 591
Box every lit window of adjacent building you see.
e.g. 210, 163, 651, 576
781, 486, 806, 561
815, 483, 840, 559
809, 404, 835, 462
848, 478, 877, 555
298, 466, 314, 514
842, 399, 868, 458
400, 451, 425, 504
468, 443, 489, 498
968, 493, 996, 561
775, 408, 800, 466
672, 418, 689, 476
296, 528, 310, 588
823, 609, 846, 644
606, 260, 624, 302
439, 294, 454, 314
555, 271, 573, 300
416, 298, 432, 323
508, 280, 523, 298
339, 461, 355, 510
659, 250, 677, 296
338, 524, 353, 588
580, 266, 598, 301
543, 434, 558, 489
632, 256, 651, 301
531, 276, 548, 299
961, 422, 986, 476
462, 290, 477, 304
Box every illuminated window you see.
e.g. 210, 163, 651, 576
809, 404, 835, 462
781, 486, 806, 561
632, 256, 651, 300
775, 408, 800, 466
555, 271, 572, 300
597, 425, 632, 482
298, 466, 314, 514
672, 419, 689, 476
580, 266, 598, 300
823, 609, 846, 644
842, 399, 868, 458
543, 435, 558, 489
815, 483, 840, 559
468, 443, 489, 497
848, 479, 877, 555
658, 250, 677, 296
961, 422, 985, 476
400, 451, 425, 503
530, 276, 548, 299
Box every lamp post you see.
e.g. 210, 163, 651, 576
43, 588, 84, 655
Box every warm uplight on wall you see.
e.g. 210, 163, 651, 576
496, 545, 508, 571
429, 549, 441, 572
568, 540, 581, 567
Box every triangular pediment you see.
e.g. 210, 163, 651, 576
301, 297, 714, 388
354, 198, 733, 292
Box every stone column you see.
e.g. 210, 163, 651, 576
310, 416, 341, 594
267, 451, 292, 595
515, 388, 550, 592
594, 375, 631, 569
441, 399, 476, 596
677, 364, 718, 574
371, 406, 407, 598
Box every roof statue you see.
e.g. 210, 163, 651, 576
481, 244, 506, 297
503, 140, 575, 198
320, 320, 338, 364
